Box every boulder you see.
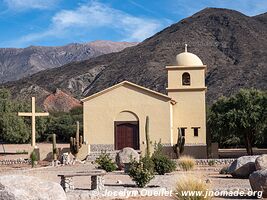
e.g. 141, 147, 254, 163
0, 175, 66, 200
116, 147, 139, 170
249, 169, 267, 198
61, 152, 75, 165
228, 156, 258, 178
255, 154, 267, 171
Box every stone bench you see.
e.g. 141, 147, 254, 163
58, 170, 106, 192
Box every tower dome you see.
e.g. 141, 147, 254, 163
176, 44, 203, 66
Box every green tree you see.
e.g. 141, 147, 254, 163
44, 109, 83, 142
0, 88, 12, 113
0, 113, 29, 143
208, 89, 267, 155
0, 89, 30, 143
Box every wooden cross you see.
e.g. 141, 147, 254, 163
18, 97, 49, 147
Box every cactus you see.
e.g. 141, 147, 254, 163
52, 133, 57, 161
70, 121, 83, 157
173, 128, 185, 159
145, 116, 151, 157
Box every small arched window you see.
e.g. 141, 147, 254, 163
182, 72, 191, 86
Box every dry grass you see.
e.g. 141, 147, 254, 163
178, 156, 196, 171
174, 174, 211, 200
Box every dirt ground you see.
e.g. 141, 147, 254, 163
0, 162, 256, 200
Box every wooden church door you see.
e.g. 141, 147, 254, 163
115, 122, 139, 150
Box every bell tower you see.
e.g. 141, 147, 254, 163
166, 44, 207, 145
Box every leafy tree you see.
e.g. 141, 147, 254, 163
44, 107, 83, 142
0, 112, 29, 143
208, 89, 267, 155
0, 88, 12, 112
0, 89, 30, 143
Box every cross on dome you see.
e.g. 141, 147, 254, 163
185, 44, 188, 52
176, 44, 204, 66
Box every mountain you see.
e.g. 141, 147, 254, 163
43, 89, 81, 112
0, 40, 137, 83
253, 12, 267, 25
3, 8, 267, 110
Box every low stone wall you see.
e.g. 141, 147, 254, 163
0, 143, 70, 161
86, 151, 118, 162
0, 158, 30, 165
195, 158, 235, 165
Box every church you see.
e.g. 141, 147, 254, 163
81, 45, 207, 158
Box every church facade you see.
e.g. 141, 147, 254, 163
82, 47, 207, 158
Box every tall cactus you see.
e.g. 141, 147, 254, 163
173, 128, 185, 158
145, 116, 151, 157
70, 121, 83, 157
52, 133, 57, 161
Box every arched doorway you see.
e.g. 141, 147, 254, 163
114, 111, 139, 150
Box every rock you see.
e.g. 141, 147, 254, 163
205, 179, 212, 183
0, 183, 16, 200
116, 147, 139, 170
228, 156, 258, 178
255, 154, 267, 170
61, 153, 75, 165
249, 169, 267, 198
52, 160, 61, 167
0, 175, 66, 200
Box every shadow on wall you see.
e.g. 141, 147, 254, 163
163, 145, 208, 159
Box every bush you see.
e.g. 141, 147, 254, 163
219, 166, 230, 174
95, 152, 117, 172
174, 175, 211, 200
128, 157, 154, 188
178, 156, 196, 171
151, 142, 176, 175
141, 155, 155, 173
152, 155, 177, 175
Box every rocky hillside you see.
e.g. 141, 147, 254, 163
4, 8, 267, 109
43, 89, 81, 112
0, 41, 137, 83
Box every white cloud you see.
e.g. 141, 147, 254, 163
10, 1, 166, 46
3, 0, 59, 11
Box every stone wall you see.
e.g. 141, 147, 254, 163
0, 158, 30, 165
0, 143, 70, 161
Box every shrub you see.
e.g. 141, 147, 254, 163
95, 151, 117, 172
128, 157, 154, 188
152, 155, 177, 175
141, 155, 155, 173
152, 142, 176, 175
174, 175, 211, 200
30, 150, 38, 168
178, 156, 196, 171
208, 160, 215, 166
219, 166, 230, 174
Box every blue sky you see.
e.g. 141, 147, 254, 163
0, 0, 266, 48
